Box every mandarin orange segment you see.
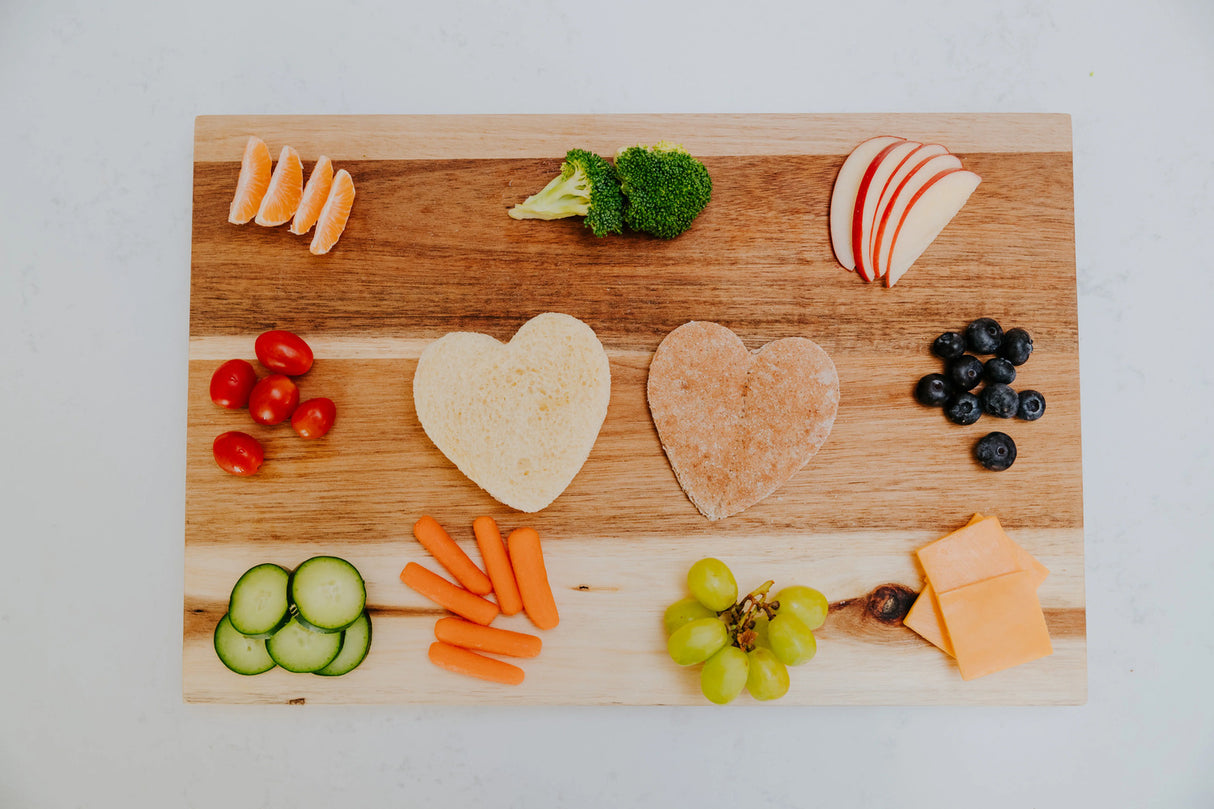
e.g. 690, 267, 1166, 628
228, 136, 273, 224
289, 155, 334, 235
254, 145, 304, 227
309, 169, 355, 255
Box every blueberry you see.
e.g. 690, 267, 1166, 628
915, 373, 954, 407
984, 357, 1016, 384
945, 392, 983, 425
1017, 389, 1046, 421
974, 431, 1017, 471
980, 383, 1020, 418
965, 318, 1003, 354
999, 327, 1034, 366
931, 332, 967, 360
947, 354, 984, 391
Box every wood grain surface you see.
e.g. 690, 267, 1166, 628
185, 114, 1084, 705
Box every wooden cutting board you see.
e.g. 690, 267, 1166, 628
185, 114, 1085, 705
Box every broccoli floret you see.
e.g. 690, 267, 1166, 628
614, 141, 712, 239
507, 149, 625, 236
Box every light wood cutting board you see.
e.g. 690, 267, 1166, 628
185, 114, 1084, 705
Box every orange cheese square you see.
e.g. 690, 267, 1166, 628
905, 515, 1051, 658
904, 514, 987, 656
904, 582, 953, 655
936, 570, 1053, 680
916, 516, 1021, 593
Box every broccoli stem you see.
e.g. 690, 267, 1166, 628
508, 169, 590, 221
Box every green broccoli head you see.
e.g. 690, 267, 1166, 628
614, 141, 712, 239
507, 148, 625, 236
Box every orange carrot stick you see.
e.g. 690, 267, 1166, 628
434, 616, 542, 658
472, 516, 523, 616
400, 562, 499, 626
428, 641, 524, 686
412, 515, 493, 595
506, 527, 559, 630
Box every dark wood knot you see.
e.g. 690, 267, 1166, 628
822, 583, 921, 644
865, 584, 918, 625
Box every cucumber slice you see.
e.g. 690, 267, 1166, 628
214, 614, 276, 675
228, 563, 291, 638
266, 615, 344, 673
290, 556, 366, 632
314, 611, 372, 676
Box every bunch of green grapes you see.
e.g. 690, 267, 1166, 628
663, 558, 829, 704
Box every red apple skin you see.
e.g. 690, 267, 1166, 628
868, 144, 950, 274
872, 154, 963, 281
884, 169, 980, 288
830, 133, 908, 270
850, 140, 905, 282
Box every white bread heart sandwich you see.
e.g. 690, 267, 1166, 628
413, 312, 612, 512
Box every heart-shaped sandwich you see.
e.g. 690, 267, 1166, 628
647, 321, 840, 520
413, 312, 612, 513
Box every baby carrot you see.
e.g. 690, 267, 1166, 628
506, 527, 559, 630
400, 562, 499, 626
434, 616, 542, 658
472, 516, 523, 616
413, 515, 493, 595
428, 641, 524, 686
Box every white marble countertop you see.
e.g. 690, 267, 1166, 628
2, 1, 1211, 806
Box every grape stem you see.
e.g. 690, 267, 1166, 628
722, 580, 779, 652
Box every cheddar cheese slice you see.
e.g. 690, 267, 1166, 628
936, 570, 1053, 680
905, 514, 1051, 659
904, 583, 952, 655
903, 513, 986, 656
916, 516, 1021, 592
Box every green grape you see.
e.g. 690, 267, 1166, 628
749, 614, 771, 650
745, 647, 790, 701
663, 597, 717, 636
774, 585, 829, 630
768, 612, 817, 666
687, 558, 738, 612
700, 646, 749, 705
667, 617, 729, 666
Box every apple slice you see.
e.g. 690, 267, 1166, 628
867, 143, 950, 274
885, 169, 982, 287
828, 135, 904, 272
871, 153, 964, 281
851, 140, 923, 282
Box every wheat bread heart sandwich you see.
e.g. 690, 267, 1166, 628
647, 321, 840, 520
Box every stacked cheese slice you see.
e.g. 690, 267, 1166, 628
904, 513, 1052, 680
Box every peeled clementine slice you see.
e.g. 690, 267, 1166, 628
309, 169, 355, 255
289, 156, 334, 235
254, 146, 303, 227
228, 136, 272, 225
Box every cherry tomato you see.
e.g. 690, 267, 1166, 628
291, 397, 337, 439
248, 374, 300, 425
213, 431, 264, 476
209, 359, 258, 409
255, 330, 314, 376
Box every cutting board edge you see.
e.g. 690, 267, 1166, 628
193, 112, 1073, 162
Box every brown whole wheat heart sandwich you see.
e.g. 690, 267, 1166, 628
647, 321, 840, 520
412, 312, 612, 513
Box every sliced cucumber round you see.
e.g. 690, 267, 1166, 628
290, 556, 366, 632
228, 563, 291, 638
214, 613, 276, 675
314, 611, 372, 677
266, 615, 344, 673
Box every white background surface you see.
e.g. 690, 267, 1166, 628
3, 1, 1212, 806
